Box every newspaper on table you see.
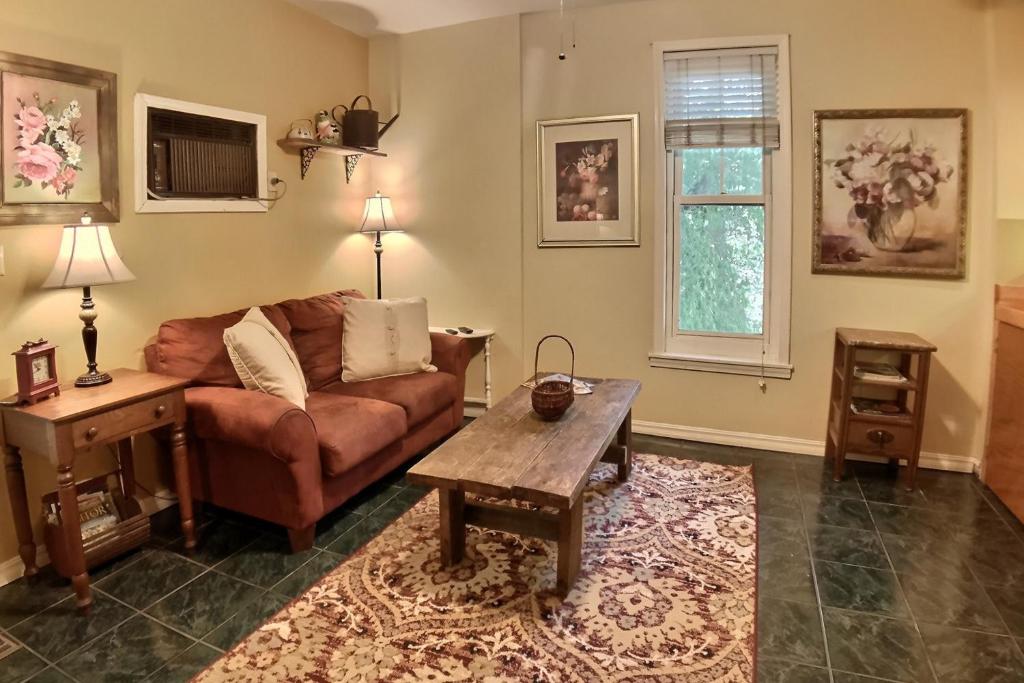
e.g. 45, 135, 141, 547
522, 373, 593, 395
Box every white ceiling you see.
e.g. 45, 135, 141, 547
287, 0, 636, 36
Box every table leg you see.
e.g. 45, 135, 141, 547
3, 445, 38, 578
484, 336, 493, 410
170, 425, 196, 551
557, 498, 583, 597
617, 409, 633, 481
439, 488, 465, 565
56, 462, 91, 612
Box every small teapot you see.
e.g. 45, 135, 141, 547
286, 118, 314, 141
314, 110, 340, 144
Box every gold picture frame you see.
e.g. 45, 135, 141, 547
0, 51, 119, 226
537, 114, 640, 247
812, 108, 967, 279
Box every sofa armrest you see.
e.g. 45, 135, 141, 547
185, 387, 318, 465
430, 333, 472, 376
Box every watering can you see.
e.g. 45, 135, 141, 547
332, 96, 397, 150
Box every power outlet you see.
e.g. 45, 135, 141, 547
269, 172, 281, 187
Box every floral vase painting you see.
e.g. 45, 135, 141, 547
537, 114, 639, 247
2, 73, 101, 204
555, 139, 619, 222
813, 109, 967, 278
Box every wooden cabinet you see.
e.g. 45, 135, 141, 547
825, 328, 936, 490
984, 284, 1024, 522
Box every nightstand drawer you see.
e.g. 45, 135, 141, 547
72, 394, 177, 448
846, 419, 914, 457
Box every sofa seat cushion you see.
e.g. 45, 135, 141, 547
321, 371, 457, 427
305, 391, 407, 477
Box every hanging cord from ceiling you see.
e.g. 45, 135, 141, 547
558, 0, 577, 61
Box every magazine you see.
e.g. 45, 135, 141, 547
522, 374, 593, 395
850, 397, 905, 417
853, 362, 908, 384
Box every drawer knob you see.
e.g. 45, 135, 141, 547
867, 429, 895, 447
154, 405, 167, 418
85, 427, 98, 441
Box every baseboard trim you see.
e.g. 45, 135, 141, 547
0, 488, 178, 588
632, 419, 979, 474
464, 397, 487, 418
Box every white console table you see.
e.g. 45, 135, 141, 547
430, 327, 496, 410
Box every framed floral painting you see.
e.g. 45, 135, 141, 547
537, 114, 639, 247
0, 52, 118, 226
812, 109, 967, 278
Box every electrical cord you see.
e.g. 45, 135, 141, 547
145, 176, 288, 208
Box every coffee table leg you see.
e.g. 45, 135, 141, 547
557, 498, 583, 597
617, 409, 633, 481
439, 488, 465, 565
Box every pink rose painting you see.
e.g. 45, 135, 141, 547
2, 72, 101, 204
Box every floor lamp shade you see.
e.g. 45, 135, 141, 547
43, 216, 135, 387
359, 191, 402, 299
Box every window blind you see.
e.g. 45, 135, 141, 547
664, 47, 780, 150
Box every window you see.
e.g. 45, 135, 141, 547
651, 37, 792, 378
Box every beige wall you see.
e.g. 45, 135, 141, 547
374, 0, 1001, 467
990, 0, 1024, 281
0, 0, 371, 569
367, 16, 525, 404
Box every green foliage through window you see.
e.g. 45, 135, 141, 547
677, 148, 765, 335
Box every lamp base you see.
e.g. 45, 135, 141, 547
75, 371, 112, 388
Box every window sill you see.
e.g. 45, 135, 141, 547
648, 352, 793, 379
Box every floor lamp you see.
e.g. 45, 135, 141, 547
359, 191, 403, 299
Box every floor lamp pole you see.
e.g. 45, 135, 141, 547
374, 231, 384, 299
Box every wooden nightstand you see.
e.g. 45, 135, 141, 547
1, 369, 195, 612
825, 328, 936, 490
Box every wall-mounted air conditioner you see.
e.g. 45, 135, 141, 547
134, 94, 268, 213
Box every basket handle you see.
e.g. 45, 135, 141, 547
533, 335, 575, 386
330, 105, 348, 123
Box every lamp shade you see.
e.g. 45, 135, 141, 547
42, 217, 136, 289
359, 191, 402, 233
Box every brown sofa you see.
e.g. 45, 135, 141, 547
144, 290, 470, 551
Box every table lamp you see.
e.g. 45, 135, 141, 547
359, 190, 402, 299
42, 214, 135, 387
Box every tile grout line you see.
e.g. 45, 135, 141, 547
860, 476, 942, 683
791, 459, 836, 683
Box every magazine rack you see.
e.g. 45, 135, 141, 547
42, 470, 149, 579
825, 328, 937, 490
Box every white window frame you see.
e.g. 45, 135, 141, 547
134, 93, 268, 214
650, 35, 793, 379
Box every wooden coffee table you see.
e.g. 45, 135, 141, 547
407, 378, 640, 596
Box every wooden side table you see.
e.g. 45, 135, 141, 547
430, 327, 496, 409
1, 368, 195, 612
825, 328, 936, 490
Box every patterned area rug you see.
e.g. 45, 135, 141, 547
197, 454, 757, 682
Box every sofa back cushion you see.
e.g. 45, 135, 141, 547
155, 305, 293, 386
275, 290, 364, 391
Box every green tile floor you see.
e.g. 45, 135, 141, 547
1, 434, 1023, 682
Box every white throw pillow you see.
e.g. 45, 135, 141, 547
223, 307, 308, 408
341, 296, 437, 382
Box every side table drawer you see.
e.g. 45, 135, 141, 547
72, 394, 177, 448
846, 418, 914, 458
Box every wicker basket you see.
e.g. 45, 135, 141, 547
531, 335, 575, 421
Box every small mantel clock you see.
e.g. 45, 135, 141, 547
13, 339, 60, 405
